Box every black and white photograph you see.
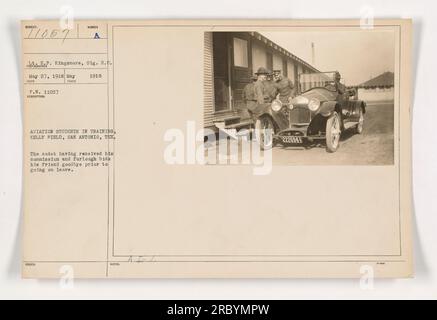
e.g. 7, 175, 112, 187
204, 30, 395, 165
2, 0, 437, 303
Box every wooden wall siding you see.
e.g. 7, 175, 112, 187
297, 64, 304, 90
266, 51, 273, 71
298, 64, 303, 76
273, 53, 283, 72
287, 60, 295, 83
251, 42, 267, 75
293, 63, 299, 85
282, 59, 288, 77
203, 32, 215, 128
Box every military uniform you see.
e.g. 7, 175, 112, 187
242, 79, 266, 120
336, 82, 346, 95
245, 67, 271, 120
263, 80, 278, 102
334, 71, 346, 94
245, 79, 268, 119
242, 80, 257, 113
274, 77, 295, 103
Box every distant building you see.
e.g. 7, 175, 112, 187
204, 32, 319, 131
357, 71, 394, 102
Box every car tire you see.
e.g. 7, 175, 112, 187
255, 116, 276, 151
355, 107, 364, 134
326, 111, 341, 153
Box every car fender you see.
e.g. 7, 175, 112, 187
360, 100, 366, 113
256, 103, 289, 130
347, 100, 366, 120
317, 101, 339, 117
257, 110, 287, 131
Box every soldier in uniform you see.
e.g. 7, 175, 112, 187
242, 75, 258, 116
334, 71, 346, 94
244, 67, 269, 121
253, 67, 270, 103
273, 69, 295, 103
263, 70, 278, 102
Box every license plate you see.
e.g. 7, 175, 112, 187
281, 136, 302, 144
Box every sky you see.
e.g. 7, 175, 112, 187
261, 30, 395, 86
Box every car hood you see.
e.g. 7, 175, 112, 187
294, 88, 338, 104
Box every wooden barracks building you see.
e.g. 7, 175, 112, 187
357, 71, 395, 102
204, 31, 320, 131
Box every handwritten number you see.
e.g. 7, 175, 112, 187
26, 27, 70, 43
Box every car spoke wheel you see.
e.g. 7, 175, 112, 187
255, 117, 275, 150
326, 111, 341, 153
356, 107, 364, 134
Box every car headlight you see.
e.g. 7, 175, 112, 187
288, 103, 294, 110
308, 98, 320, 111
271, 100, 282, 112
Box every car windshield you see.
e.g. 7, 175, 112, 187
299, 72, 338, 92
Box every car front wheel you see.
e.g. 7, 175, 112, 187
255, 116, 275, 150
326, 111, 341, 153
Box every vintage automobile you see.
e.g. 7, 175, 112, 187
254, 71, 366, 152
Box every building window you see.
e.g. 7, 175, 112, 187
252, 42, 266, 74
233, 38, 248, 68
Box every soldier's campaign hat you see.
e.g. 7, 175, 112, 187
273, 69, 281, 73
255, 67, 269, 75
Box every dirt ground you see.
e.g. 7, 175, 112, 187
209, 101, 394, 166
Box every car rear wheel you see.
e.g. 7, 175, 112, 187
355, 107, 364, 134
255, 116, 275, 150
326, 111, 341, 153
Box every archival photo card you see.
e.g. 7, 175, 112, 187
21, 19, 412, 278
